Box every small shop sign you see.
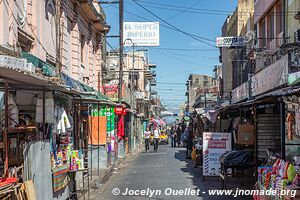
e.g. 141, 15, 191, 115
216, 37, 245, 47
0, 55, 35, 73
203, 132, 231, 176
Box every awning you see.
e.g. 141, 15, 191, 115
0, 67, 77, 95
21, 52, 56, 77
218, 85, 300, 112
61, 73, 111, 102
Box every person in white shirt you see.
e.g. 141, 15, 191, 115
153, 127, 160, 152
144, 128, 151, 152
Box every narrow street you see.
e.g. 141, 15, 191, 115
92, 145, 252, 200
93, 145, 204, 200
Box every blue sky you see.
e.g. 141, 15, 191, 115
102, 0, 238, 110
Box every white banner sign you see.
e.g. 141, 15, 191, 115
216, 37, 245, 47
203, 132, 231, 176
251, 54, 288, 96
123, 22, 160, 46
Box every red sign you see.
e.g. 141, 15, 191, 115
115, 107, 127, 116
208, 140, 226, 149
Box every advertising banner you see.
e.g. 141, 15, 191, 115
203, 132, 231, 176
123, 22, 160, 46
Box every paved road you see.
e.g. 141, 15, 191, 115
92, 144, 253, 200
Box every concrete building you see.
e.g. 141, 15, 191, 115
0, 0, 109, 90
185, 74, 215, 113
220, 0, 254, 98
0, 1, 109, 199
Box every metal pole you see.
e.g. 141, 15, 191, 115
118, 0, 124, 104
97, 103, 100, 176
43, 90, 46, 136
280, 100, 286, 159
4, 81, 9, 176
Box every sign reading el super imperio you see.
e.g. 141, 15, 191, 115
203, 132, 231, 176
123, 22, 160, 46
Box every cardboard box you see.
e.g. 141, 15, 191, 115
237, 124, 254, 145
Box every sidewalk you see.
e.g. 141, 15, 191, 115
82, 147, 143, 200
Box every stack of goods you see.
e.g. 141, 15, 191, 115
257, 159, 299, 200
70, 150, 84, 171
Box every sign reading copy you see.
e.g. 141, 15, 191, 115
203, 132, 231, 176
123, 22, 160, 46
216, 37, 245, 47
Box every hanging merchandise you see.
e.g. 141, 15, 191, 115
57, 108, 71, 134
117, 115, 125, 140
36, 92, 54, 123
286, 112, 295, 141
257, 158, 299, 200
88, 106, 107, 145
295, 105, 300, 136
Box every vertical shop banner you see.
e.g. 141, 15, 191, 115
203, 132, 231, 176
88, 107, 107, 145
106, 107, 116, 151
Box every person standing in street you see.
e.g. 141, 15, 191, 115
170, 127, 177, 147
186, 124, 194, 159
144, 128, 151, 152
153, 126, 160, 152
176, 126, 182, 147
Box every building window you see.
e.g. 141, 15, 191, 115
276, 0, 283, 35
259, 19, 266, 48
268, 11, 275, 40
80, 34, 85, 63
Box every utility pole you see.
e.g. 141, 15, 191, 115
118, 0, 124, 103
55, 0, 62, 75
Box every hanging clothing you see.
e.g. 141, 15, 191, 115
286, 112, 294, 141
118, 115, 125, 140
57, 109, 71, 134
205, 110, 219, 124
295, 105, 300, 136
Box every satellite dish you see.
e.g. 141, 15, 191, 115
244, 30, 255, 43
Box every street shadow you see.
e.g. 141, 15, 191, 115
173, 149, 255, 200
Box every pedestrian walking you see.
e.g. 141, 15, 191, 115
153, 126, 160, 152
144, 128, 151, 152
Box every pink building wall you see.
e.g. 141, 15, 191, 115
0, 0, 107, 91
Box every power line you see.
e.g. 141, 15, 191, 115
165, 0, 205, 20
134, 0, 299, 16
131, 0, 216, 47
151, 47, 218, 52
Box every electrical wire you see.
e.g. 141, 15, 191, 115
164, 0, 205, 20
151, 47, 218, 52
131, 0, 216, 47
133, 0, 299, 16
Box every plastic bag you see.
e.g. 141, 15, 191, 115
287, 164, 296, 182
191, 149, 197, 161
